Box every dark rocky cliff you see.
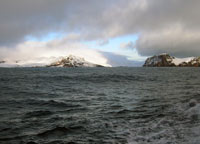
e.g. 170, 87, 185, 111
143, 54, 175, 67
143, 54, 200, 67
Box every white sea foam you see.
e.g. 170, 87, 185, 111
126, 99, 200, 144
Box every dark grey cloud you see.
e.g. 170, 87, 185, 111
135, 26, 200, 57
100, 0, 200, 57
1, 0, 200, 57
0, 0, 66, 45
0, 0, 116, 45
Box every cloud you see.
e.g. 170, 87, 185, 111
102, 52, 143, 67
0, 0, 117, 45
120, 41, 135, 50
101, 0, 200, 56
98, 39, 109, 46
0, 36, 140, 67
0, 41, 109, 66
1, 0, 200, 57
135, 25, 200, 57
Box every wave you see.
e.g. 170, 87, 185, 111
34, 74, 148, 83
1, 99, 82, 108
37, 126, 84, 138
24, 110, 53, 118
127, 98, 200, 144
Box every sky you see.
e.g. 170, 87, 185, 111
0, 0, 200, 66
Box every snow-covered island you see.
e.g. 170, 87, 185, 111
0, 55, 104, 68
47, 55, 104, 67
143, 53, 200, 67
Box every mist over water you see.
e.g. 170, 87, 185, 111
0, 67, 200, 144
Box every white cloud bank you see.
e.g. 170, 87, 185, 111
0, 40, 109, 67
0, 36, 141, 67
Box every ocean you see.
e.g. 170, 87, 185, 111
0, 67, 200, 144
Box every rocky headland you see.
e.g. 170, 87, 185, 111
0, 61, 5, 64
143, 53, 200, 67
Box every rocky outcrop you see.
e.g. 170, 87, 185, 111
0, 60, 5, 64
47, 55, 104, 67
143, 54, 200, 67
179, 57, 200, 67
143, 54, 176, 67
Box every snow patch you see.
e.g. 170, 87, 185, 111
0, 55, 109, 67
172, 57, 195, 65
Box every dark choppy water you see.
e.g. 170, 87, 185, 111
0, 67, 200, 144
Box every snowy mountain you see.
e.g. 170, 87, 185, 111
0, 55, 104, 67
47, 55, 104, 67
143, 53, 200, 67
0, 57, 61, 67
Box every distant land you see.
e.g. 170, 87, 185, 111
2, 53, 200, 68
0, 55, 104, 68
143, 53, 200, 67
47, 55, 104, 67
0, 61, 5, 64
